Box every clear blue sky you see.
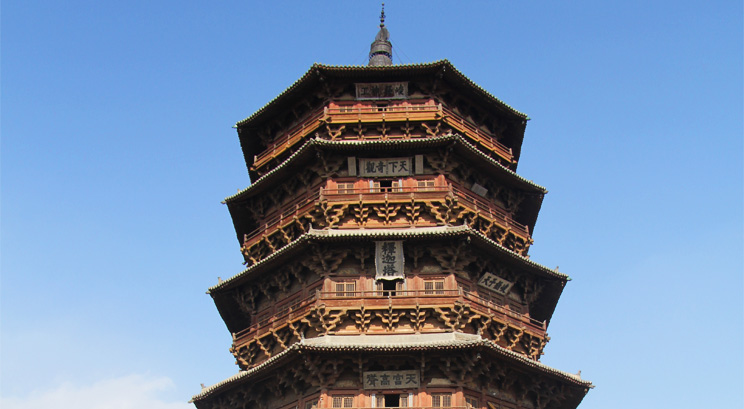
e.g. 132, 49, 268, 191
2, 1, 742, 408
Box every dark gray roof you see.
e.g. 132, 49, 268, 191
191, 332, 592, 403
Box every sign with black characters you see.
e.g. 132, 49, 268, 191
375, 241, 405, 280
359, 157, 412, 177
477, 272, 514, 295
363, 370, 419, 389
356, 82, 408, 100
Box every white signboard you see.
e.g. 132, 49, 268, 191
477, 272, 514, 295
363, 370, 419, 389
356, 82, 408, 100
359, 158, 412, 177
375, 241, 405, 280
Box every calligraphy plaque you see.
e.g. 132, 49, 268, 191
359, 157, 412, 177
471, 182, 488, 197
375, 241, 405, 280
363, 370, 419, 390
477, 272, 514, 295
356, 82, 408, 100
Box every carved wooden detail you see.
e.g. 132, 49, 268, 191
230, 299, 547, 370
431, 241, 477, 272
234, 286, 257, 315
352, 305, 373, 332
241, 191, 532, 266
375, 304, 404, 331
371, 198, 401, 224
434, 301, 479, 331
302, 304, 348, 334
408, 303, 429, 331
308, 152, 344, 179
351, 248, 369, 273
201, 348, 585, 409
300, 245, 348, 277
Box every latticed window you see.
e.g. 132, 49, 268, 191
431, 393, 452, 407
332, 395, 354, 408
465, 396, 479, 408
424, 279, 445, 295
391, 180, 402, 192
417, 179, 436, 190
335, 281, 356, 297
336, 182, 355, 194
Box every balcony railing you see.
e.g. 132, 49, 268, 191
251, 102, 514, 170
241, 183, 530, 253
233, 288, 546, 346
252, 109, 326, 170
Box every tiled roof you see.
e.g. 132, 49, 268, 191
224, 133, 545, 204
208, 225, 567, 294
235, 61, 527, 129
191, 332, 591, 402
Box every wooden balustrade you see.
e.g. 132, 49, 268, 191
252, 110, 325, 169
232, 289, 545, 346
251, 102, 514, 170
241, 184, 530, 254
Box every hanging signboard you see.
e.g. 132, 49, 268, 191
363, 370, 420, 389
375, 241, 405, 280
356, 82, 408, 100
359, 157, 412, 177
477, 272, 514, 295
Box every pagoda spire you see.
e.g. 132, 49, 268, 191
368, 3, 392, 66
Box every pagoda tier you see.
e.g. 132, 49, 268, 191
236, 61, 530, 181
191, 335, 591, 409
225, 136, 546, 263
209, 226, 567, 370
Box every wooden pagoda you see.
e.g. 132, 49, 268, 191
192, 11, 591, 409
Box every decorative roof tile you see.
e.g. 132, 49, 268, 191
191, 333, 591, 402
224, 133, 545, 204
235, 61, 527, 128
208, 225, 566, 294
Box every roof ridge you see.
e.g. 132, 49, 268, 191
191, 333, 591, 402
208, 225, 566, 293
234, 60, 526, 128
224, 133, 545, 203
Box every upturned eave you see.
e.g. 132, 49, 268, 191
191, 333, 591, 404
236, 60, 527, 129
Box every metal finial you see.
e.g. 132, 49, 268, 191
369, 2, 392, 66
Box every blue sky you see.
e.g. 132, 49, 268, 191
2, 1, 742, 408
